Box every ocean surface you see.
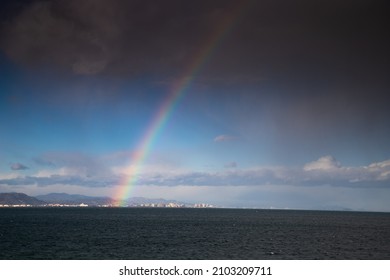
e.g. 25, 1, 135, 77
0, 208, 389, 259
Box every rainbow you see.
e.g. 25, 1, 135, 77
113, 2, 249, 205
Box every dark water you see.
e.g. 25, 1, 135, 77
0, 208, 389, 259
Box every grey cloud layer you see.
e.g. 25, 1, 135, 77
136, 160, 390, 188
2, 156, 389, 189
0, 175, 115, 188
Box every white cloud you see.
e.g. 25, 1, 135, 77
131, 156, 390, 188
2, 155, 390, 191
368, 160, 390, 169
366, 160, 390, 181
0, 172, 20, 180
303, 155, 341, 171
2, 155, 390, 211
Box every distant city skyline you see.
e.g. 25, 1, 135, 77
1, 0, 389, 211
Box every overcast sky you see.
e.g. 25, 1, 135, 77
1, 0, 389, 211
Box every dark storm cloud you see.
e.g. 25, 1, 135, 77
2, 0, 124, 75
0, 0, 241, 76
1, 0, 389, 139
2, 0, 388, 80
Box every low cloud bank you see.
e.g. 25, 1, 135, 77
1, 156, 389, 189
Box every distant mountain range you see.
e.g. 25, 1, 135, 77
0, 192, 201, 207
35, 193, 114, 206
0, 193, 46, 206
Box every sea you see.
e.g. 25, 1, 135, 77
0, 208, 389, 260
